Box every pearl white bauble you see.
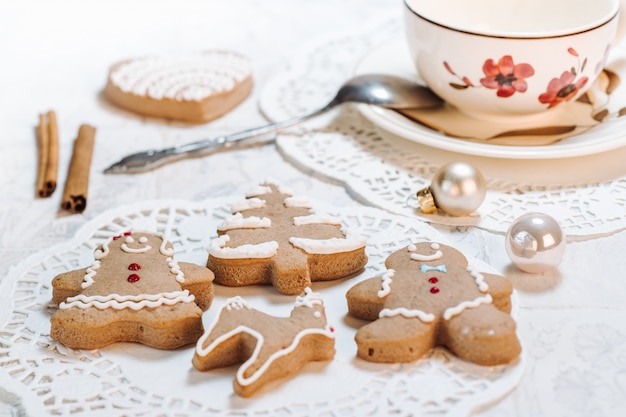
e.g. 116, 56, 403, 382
505, 212, 566, 273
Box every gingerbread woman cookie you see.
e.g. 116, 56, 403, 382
347, 242, 521, 366
192, 288, 335, 397
207, 181, 368, 295
51, 231, 214, 350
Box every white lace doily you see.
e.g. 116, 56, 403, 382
259, 20, 626, 240
0, 198, 524, 417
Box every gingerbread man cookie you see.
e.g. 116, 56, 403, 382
207, 181, 368, 295
347, 242, 521, 366
192, 288, 335, 397
51, 231, 214, 350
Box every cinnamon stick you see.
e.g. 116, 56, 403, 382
35, 111, 59, 198
61, 124, 96, 213
44, 111, 59, 196
36, 114, 50, 197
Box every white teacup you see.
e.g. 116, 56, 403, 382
404, 0, 625, 122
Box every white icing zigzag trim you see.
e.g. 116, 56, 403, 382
81, 261, 101, 289
443, 294, 493, 320
377, 269, 395, 298
467, 265, 489, 292
379, 307, 435, 322
294, 287, 324, 308
60, 290, 195, 311
209, 235, 279, 259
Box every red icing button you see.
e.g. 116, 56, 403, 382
128, 263, 141, 271
428, 277, 439, 284
112, 235, 121, 240
124, 232, 132, 236
127, 274, 141, 283
430, 287, 440, 294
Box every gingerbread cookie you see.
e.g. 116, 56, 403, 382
105, 50, 253, 123
347, 242, 521, 366
51, 231, 214, 349
207, 181, 368, 295
192, 288, 335, 397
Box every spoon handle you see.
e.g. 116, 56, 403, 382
104, 104, 333, 174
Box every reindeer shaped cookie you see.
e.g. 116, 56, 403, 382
192, 288, 335, 397
347, 242, 521, 366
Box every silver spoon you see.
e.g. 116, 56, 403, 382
104, 74, 442, 174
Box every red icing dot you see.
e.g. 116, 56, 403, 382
112, 235, 121, 240
124, 231, 133, 236
430, 287, 440, 294
127, 274, 141, 283
428, 277, 439, 284
330, 326, 335, 333
128, 263, 141, 271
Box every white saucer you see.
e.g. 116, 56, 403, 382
354, 37, 626, 159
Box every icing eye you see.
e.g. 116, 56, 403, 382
431, 243, 440, 250
125, 236, 134, 244
139, 236, 148, 244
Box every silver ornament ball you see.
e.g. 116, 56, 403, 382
505, 212, 566, 273
417, 162, 486, 216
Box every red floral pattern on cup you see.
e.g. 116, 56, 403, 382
480, 56, 535, 97
538, 47, 588, 108
444, 55, 534, 98
444, 48, 592, 108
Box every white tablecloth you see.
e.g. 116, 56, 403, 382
2, 1, 626, 416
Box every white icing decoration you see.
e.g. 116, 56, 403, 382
467, 265, 489, 292
377, 269, 395, 298
294, 287, 324, 309
443, 294, 493, 320
109, 51, 251, 102
407, 244, 417, 252
121, 243, 152, 253
288, 231, 366, 254
231, 198, 266, 213
195, 295, 334, 387
284, 196, 312, 208
167, 257, 185, 283
209, 234, 279, 259
217, 212, 271, 231
81, 261, 101, 289
245, 185, 272, 197
431, 243, 440, 250
379, 307, 435, 323
293, 214, 341, 226
314, 311, 322, 318
60, 290, 195, 310
139, 236, 148, 244
125, 236, 134, 244
277, 185, 294, 196
409, 246, 443, 262
225, 296, 251, 311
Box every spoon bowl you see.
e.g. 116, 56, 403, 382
105, 74, 443, 174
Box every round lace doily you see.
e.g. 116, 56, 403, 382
0, 198, 524, 417
259, 20, 626, 240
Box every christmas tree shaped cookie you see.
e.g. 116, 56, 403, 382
347, 241, 521, 366
208, 181, 368, 295
192, 288, 335, 397
51, 231, 214, 349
